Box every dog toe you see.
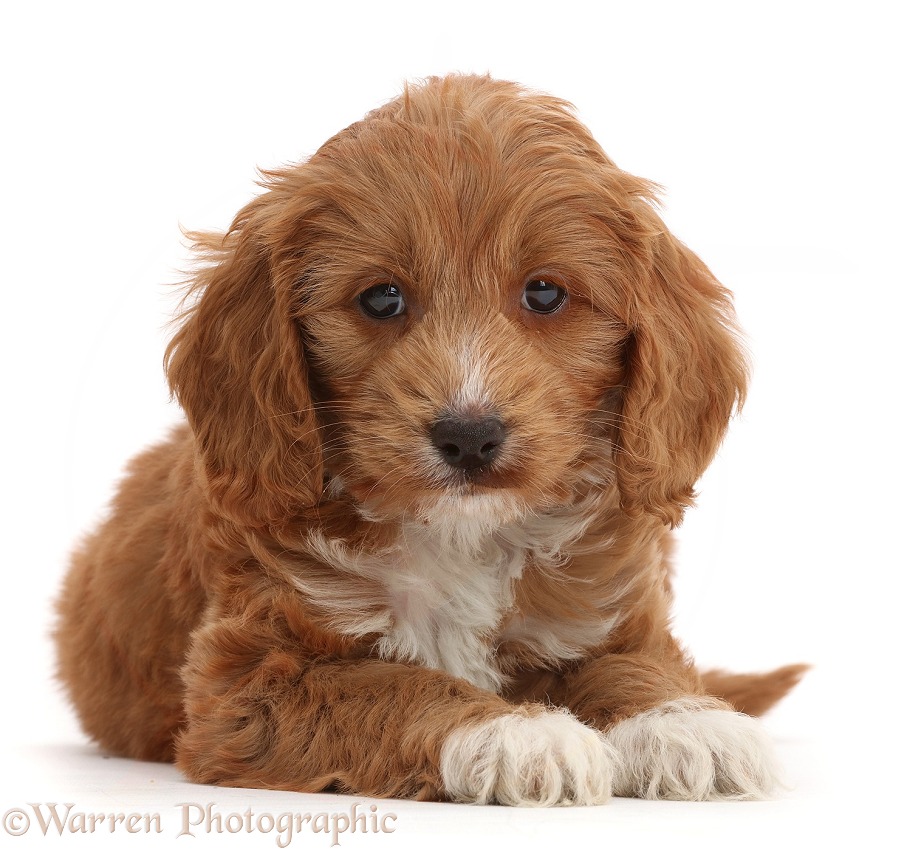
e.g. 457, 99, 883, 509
605, 697, 779, 800
441, 708, 615, 806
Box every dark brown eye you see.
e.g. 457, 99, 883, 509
522, 279, 567, 314
358, 283, 405, 319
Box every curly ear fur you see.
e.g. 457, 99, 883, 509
165, 195, 322, 527
616, 214, 749, 527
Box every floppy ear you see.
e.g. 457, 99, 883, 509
165, 196, 322, 528
616, 224, 749, 527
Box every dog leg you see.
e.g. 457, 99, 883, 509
549, 652, 779, 800
177, 623, 614, 805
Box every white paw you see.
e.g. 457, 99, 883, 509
440, 709, 615, 806
605, 697, 780, 800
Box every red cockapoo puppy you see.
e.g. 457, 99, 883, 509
56, 74, 805, 806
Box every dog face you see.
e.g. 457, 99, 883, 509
166, 75, 747, 532
295, 113, 637, 531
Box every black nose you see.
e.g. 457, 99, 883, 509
429, 415, 507, 472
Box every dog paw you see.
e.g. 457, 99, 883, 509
440, 709, 615, 806
605, 697, 779, 800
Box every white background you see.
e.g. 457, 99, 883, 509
2, 1, 921, 848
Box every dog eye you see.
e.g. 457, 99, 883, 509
521, 279, 567, 314
358, 283, 405, 319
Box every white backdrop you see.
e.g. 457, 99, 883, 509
2, 1, 920, 848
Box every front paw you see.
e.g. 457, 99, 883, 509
605, 697, 779, 800
440, 708, 615, 806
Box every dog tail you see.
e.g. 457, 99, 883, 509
701, 664, 810, 716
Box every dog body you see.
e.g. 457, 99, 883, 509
56, 75, 803, 805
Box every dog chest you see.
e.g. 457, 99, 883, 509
301, 522, 618, 692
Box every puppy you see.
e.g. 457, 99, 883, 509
55, 74, 805, 806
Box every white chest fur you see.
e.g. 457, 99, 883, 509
373, 527, 525, 692
299, 497, 617, 692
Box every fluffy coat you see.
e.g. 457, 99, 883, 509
55, 74, 805, 805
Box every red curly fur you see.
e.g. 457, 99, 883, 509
55, 74, 804, 805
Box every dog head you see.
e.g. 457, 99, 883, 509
166, 75, 747, 532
